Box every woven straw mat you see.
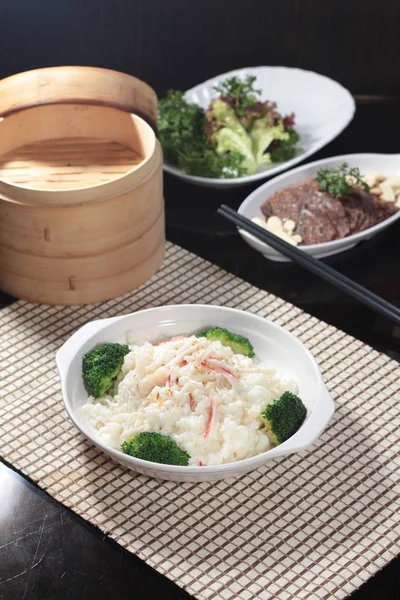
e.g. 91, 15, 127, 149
1, 242, 399, 600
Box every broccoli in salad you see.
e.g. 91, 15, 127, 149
196, 326, 254, 357
121, 432, 190, 466
261, 391, 307, 446
82, 343, 129, 398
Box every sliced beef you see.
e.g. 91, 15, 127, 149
261, 178, 398, 245
342, 190, 398, 233
261, 179, 350, 244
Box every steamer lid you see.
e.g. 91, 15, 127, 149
0, 66, 158, 131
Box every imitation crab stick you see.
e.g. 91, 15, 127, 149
218, 365, 239, 379
201, 361, 238, 379
204, 396, 215, 438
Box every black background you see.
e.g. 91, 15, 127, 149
1, 0, 400, 98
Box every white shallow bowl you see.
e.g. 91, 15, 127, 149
56, 304, 334, 482
239, 153, 400, 262
163, 66, 355, 188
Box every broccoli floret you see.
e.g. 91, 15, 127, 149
121, 432, 190, 466
82, 343, 129, 397
262, 391, 307, 446
196, 326, 254, 357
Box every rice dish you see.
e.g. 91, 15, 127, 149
82, 334, 298, 466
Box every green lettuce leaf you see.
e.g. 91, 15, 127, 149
249, 119, 290, 166
210, 99, 256, 173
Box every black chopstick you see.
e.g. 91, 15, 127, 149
218, 204, 400, 327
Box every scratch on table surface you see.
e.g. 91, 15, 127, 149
59, 504, 68, 527
0, 569, 28, 586
0, 517, 56, 551
71, 570, 102, 579
21, 516, 47, 600
0, 531, 42, 551
12, 516, 46, 536
0, 516, 50, 588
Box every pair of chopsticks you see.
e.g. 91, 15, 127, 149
218, 205, 400, 327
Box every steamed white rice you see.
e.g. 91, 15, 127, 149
82, 335, 298, 466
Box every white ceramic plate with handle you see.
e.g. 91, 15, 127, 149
56, 304, 334, 482
163, 66, 355, 188
238, 153, 400, 262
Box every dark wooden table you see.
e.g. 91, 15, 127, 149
1, 102, 399, 599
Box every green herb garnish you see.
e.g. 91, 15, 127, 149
158, 90, 247, 178
316, 163, 370, 198
214, 75, 261, 117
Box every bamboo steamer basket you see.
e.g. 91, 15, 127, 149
0, 67, 164, 305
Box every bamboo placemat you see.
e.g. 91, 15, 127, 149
1, 242, 399, 600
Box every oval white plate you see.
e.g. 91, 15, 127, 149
163, 66, 355, 188
238, 153, 400, 262
56, 305, 334, 482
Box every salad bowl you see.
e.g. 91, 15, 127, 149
163, 66, 355, 188
56, 304, 334, 482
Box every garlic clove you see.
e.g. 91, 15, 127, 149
275, 230, 296, 245
370, 186, 382, 195
380, 183, 396, 202
363, 171, 380, 187
381, 176, 400, 189
266, 216, 283, 233
291, 234, 302, 245
282, 219, 296, 233
251, 217, 268, 229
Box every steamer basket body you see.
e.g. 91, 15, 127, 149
0, 101, 164, 305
